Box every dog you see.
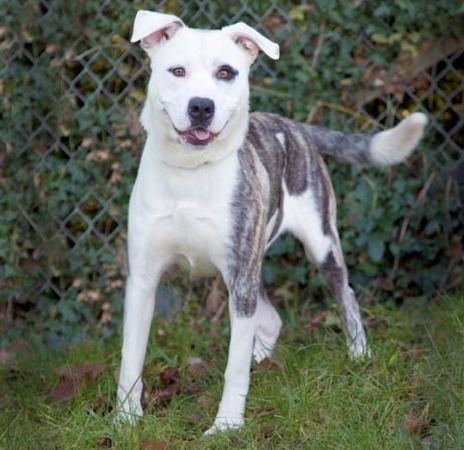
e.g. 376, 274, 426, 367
117, 10, 427, 434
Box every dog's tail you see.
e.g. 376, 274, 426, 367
304, 113, 428, 166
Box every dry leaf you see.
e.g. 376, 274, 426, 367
153, 382, 181, 406
55, 362, 106, 382
86, 149, 112, 162
159, 367, 180, 386
49, 378, 76, 403
365, 316, 388, 330
77, 289, 102, 302
404, 405, 432, 435
50, 362, 106, 402
187, 356, 207, 377
96, 437, 113, 448
149, 366, 182, 407
252, 404, 276, 415
257, 358, 281, 371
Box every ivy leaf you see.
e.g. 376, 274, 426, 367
368, 239, 385, 262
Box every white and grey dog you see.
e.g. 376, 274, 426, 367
117, 10, 427, 433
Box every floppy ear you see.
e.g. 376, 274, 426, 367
131, 10, 184, 51
222, 22, 280, 62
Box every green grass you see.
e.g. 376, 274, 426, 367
1, 295, 463, 449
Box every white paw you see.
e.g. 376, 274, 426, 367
204, 417, 244, 435
348, 343, 372, 360
114, 399, 143, 427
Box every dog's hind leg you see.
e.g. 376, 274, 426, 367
316, 241, 369, 359
253, 285, 282, 362
301, 231, 368, 358
287, 185, 369, 359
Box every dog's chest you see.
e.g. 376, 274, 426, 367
133, 154, 239, 275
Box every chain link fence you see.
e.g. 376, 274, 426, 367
1, 0, 463, 341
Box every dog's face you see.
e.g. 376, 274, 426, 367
146, 27, 253, 148
131, 12, 279, 165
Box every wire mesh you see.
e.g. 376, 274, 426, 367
1, 1, 462, 332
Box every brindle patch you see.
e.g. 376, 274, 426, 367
228, 112, 376, 317
228, 144, 267, 317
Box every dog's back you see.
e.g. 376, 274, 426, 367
242, 111, 427, 245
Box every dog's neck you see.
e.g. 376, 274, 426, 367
140, 99, 249, 169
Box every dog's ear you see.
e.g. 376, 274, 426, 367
131, 10, 184, 51
222, 22, 280, 62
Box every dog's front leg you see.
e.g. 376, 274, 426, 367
206, 210, 266, 432
205, 306, 257, 434
117, 272, 159, 425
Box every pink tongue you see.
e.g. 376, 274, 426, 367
192, 129, 211, 141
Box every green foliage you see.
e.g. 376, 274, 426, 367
0, 0, 462, 342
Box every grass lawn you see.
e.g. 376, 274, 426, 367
1, 295, 463, 449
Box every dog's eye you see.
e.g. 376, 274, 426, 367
216, 65, 238, 81
169, 67, 186, 77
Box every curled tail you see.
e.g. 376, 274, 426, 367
303, 113, 428, 166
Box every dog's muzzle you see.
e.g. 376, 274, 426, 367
179, 97, 217, 146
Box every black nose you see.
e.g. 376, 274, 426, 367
188, 97, 215, 126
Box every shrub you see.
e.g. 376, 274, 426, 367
0, 0, 462, 343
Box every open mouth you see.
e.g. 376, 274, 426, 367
177, 127, 217, 147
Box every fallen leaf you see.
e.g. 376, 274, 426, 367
404, 405, 432, 435
140, 441, 167, 450
49, 378, 76, 403
96, 437, 113, 448
77, 289, 102, 302
404, 411, 421, 433
89, 394, 113, 414
55, 362, 106, 382
303, 311, 329, 335
187, 356, 207, 377
257, 358, 281, 371
251, 404, 276, 415
81, 137, 93, 148
186, 380, 200, 395
365, 316, 389, 330
100, 302, 113, 324
159, 367, 180, 386
50, 362, 106, 403
153, 382, 181, 407
85, 149, 112, 162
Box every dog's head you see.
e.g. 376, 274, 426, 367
131, 11, 279, 167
